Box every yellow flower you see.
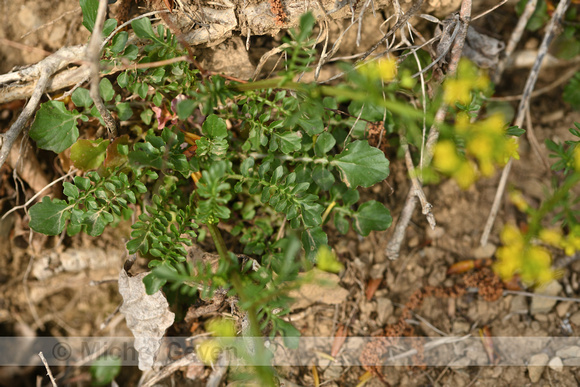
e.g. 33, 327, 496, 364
477, 113, 506, 135
474, 73, 491, 91
207, 318, 236, 337
479, 158, 495, 177
508, 190, 529, 212
377, 57, 398, 82
358, 57, 398, 82
457, 58, 479, 81
520, 246, 554, 285
467, 134, 493, 160
494, 245, 523, 279
502, 137, 520, 163
539, 228, 563, 247
500, 224, 524, 247
444, 78, 472, 106
433, 140, 461, 173
455, 112, 471, 133
574, 145, 580, 171
452, 160, 477, 189
197, 339, 221, 365
561, 234, 580, 256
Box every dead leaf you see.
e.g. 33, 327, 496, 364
119, 269, 175, 371
289, 269, 349, 310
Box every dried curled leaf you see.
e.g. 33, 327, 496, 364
119, 269, 175, 371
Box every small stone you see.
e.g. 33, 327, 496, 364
452, 320, 471, 335
510, 296, 528, 315
472, 244, 496, 259
408, 236, 419, 248
570, 311, 580, 326
557, 301, 573, 317
530, 280, 562, 315
450, 357, 471, 369
563, 358, 580, 366
528, 353, 549, 382
426, 226, 445, 240
556, 346, 580, 359
376, 298, 393, 326
323, 366, 343, 380
548, 357, 563, 372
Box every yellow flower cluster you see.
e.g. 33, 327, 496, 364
433, 113, 519, 189
359, 57, 398, 82
196, 318, 236, 365
575, 145, 580, 171
540, 226, 580, 256
443, 59, 490, 106
494, 224, 557, 286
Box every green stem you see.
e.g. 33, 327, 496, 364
528, 172, 580, 238
206, 223, 275, 385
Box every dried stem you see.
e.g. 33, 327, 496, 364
386, 0, 472, 260
401, 136, 436, 229
493, 0, 538, 83
480, 0, 571, 247
39, 352, 58, 387
87, 0, 118, 137
0, 46, 86, 169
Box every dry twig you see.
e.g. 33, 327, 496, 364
480, 0, 571, 247
493, 0, 538, 83
38, 352, 58, 387
87, 0, 118, 137
386, 0, 472, 260
0, 46, 86, 169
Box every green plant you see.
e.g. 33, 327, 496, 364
24, 0, 571, 384
27, 8, 400, 384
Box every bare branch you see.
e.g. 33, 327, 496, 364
87, 0, 118, 137
0, 46, 86, 170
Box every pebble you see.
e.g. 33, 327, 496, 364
450, 357, 471, 369
510, 295, 528, 314
452, 320, 471, 335
548, 357, 563, 373
556, 301, 573, 317
570, 311, 580, 326
472, 244, 496, 259
530, 280, 562, 315
376, 298, 393, 326
563, 358, 580, 366
556, 346, 580, 359
528, 353, 549, 383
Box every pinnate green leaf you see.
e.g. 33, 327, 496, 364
30, 101, 81, 153
352, 201, 392, 236
71, 139, 110, 171
331, 140, 389, 188
29, 197, 71, 235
